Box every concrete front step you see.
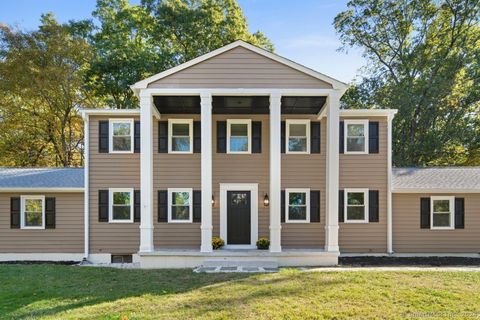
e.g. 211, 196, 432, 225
202, 259, 279, 268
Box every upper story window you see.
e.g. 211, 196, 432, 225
169, 119, 193, 153
431, 196, 454, 230
109, 188, 133, 223
227, 119, 251, 154
344, 120, 368, 154
109, 119, 134, 153
344, 188, 368, 223
286, 119, 310, 154
168, 188, 193, 223
21, 196, 45, 229
285, 189, 310, 223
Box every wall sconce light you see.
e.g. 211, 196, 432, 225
211, 195, 215, 206
263, 193, 269, 207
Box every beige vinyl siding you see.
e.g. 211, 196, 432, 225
89, 115, 140, 254
281, 116, 326, 248
153, 115, 201, 249
0, 192, 83, 253
339, 116, 388, 253
148, 46, 333, 89
212, 115, 270, 242
393, 193, 480, 253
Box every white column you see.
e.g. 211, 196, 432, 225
269, 93, 282, 252
325, 91, 340, 252
200, 92, 213, 253
139, 92, 154, 253
387, 113, 394, 254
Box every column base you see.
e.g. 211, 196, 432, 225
200, 225, 213, 253
269, 225, 282, 253
139, 225, 154, 253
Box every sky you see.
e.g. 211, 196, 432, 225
0, 0, 366, 83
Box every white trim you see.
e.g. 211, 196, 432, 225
20, 195, 45, 230
109, 188, 134, 223
392, 188, 480, 194
83, 115, 90, 259
200, 93, 213, 252
0, 253, 84, 262
344, 188, 369, 223
285, 188, 310, 223
168, 119, 193, 154
285, 119, 311, 154
80, 108, 160, 120
344, 119, 369, 154
168, 188, 193, 223
131, 40, 348, 92
139, 88, 336, 97
0, 188, 84, 193
430, 196, 455, 230
340, 109, 398, 117
109, 119, 134, 154
220, 183, 258, 248
387, 113, 394, 254
226, 119, 252, 154
269, 93, 282, 252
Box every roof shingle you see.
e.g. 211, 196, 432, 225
0, 168, 84, 189
392, 167, 480, 191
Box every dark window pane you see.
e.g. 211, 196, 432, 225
433, 200, 450, 213
289, 123, 306, 136
25, 199, 42, 212
346, 206, 365, 220
172, 206, 190, 220
346, 137, 365, 152
172, 123, 189, 136
172, 192, 190, 205
347, 192, 364, 205
113, 136, 131, 151
25, 211, 42, 227
289, 192, 306, 205
433, 213, 451, 227
288, 206, 306, 220
172, 137, 190, 151
347, 124, 364, 136
113, 192, 131, 205
113, 122, 131, 136
288, 138, 307, 152
113, 206, 131, 220
231, 123, 248, 136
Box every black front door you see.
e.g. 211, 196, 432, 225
227, 191, 251, 245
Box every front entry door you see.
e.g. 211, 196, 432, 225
227, 191, 251, 245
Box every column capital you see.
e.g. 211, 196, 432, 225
269, 92, 282, 104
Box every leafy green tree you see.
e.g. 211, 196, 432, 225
0, 14, 95, 167
335, 0, 480, 166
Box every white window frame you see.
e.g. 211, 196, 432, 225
285, 188, 310, 223
20, 195, 45, 230
109, 119, 134, 153
344, 119, 369, 154
430, 196, 455, 230
227, 119, 251, 154
286, 119, 311, 154
344, 188, 369, 223
168, 119, 193, 154
168, 188, 193, 223
109, 188, 134, 223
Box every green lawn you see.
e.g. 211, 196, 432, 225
1, 265, 479, 319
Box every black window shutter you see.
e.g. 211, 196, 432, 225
339, 121, 344, 153
45, 197, 56, 229
216, 121, 227, 153
281, 121, 286, 153
339, 190, 344, 222
310, 190, 320, 222
368, 190, 379, 222
134, 120, 141, 153
10, 197, 20, 229
311, 122, 321, 153
134, 190, 141, 222
369, 121, 379, 154
193, 121, 201, 153
99, 121, 109, 153
193, 190, 202, 222
158, 121, 168, 153
455, 198, 465, 229
252, 121, 262, 153
281, 190, 285, 222
420, 197, 430, 229
158, 190, 168, 222
98, 190, 109, 222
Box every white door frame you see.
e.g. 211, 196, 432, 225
220, 183, 258, 249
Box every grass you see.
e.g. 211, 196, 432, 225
1, 265, 479, 319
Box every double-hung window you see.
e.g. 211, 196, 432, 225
109, 119, 134, 153
168, 188, 193, 223
344, 189, 368, 223
169, 119, 193, 153
285, 189, 310, 223
21, 196, 45, 229
431, 196, 454, 230
344, 120, 368, 154
109, 188, 134, 223
286, 120, 310, 154
227, 119, 251, 154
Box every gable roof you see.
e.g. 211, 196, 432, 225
131, 40, 348, 93
392, 167, 480, 193
0, 168, 84, 191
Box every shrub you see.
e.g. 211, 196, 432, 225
256, 237, 270, 250
212, 236, 225, 250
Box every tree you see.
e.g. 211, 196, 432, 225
87, 0, 273, 109
0, 14, 95, 167
335, 0, 480, 166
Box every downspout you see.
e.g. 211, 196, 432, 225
82, 114, 90, 261
387, 113, 394, 254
